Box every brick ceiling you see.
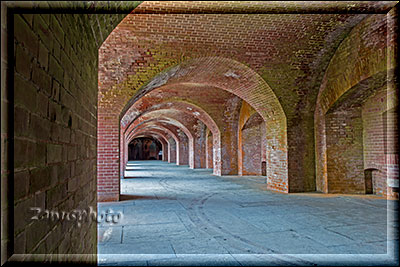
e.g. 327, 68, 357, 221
98, 1, 395, 139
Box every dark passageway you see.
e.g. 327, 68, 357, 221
128, 137, 162, 161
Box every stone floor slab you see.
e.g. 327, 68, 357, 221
98, 160, 398, 266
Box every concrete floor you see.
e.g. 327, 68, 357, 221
98, 161, 398, 266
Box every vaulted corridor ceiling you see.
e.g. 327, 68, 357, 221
2, 1, 398, 265
97, 1, 398, 201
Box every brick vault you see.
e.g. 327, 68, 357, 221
1, 1, 398, 264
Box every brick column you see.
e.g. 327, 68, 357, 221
97, 115, 120, 202
177, 134, 189, 165
168, 137, 177, 163
206, 129, 213, 169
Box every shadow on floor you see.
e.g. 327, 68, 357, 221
119, 194, 175, 201
123, 176, 151, 179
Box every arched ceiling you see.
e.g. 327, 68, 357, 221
127, 117, 192, 143
121, 84, 235, 139
99, 4, 380, 148
130, 126, 177, 144
125, 112, 205, 147
125, 101, 220, 136
98, 7, 373, 119
130, 133, 167, 146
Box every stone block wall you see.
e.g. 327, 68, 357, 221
1, 1, 136, 263
12, 11, 98, 261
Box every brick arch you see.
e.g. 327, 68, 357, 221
132, 124, 179, 148
316, 15, 388, 115
120, 57, 286, 144
131, 127, 172, 149
130, 133, 168, 151
129, 113, 209, 170
97, 4, 398, 201
238, 101, 267, 176
121, 115, 190, 177
129, 133, 168, 161
133, 125, 179, 163
119, 57, 287, 191
128, 122, 178, 147
99, 55, 288, 199
130, 126, 177, 164
125, 117, 193, 165
123, 100, 223, 173
120, 125, 174, 181
130, 119, 191, 166
125, 115, 194, 158
124, 107, 220, 172
127, 116, 193, 143
314, 13, 393, 195
124, 100, 220, 138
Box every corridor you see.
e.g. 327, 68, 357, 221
98, 161, 397, 266
4, 2, 399, 265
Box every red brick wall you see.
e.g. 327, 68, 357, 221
322, 81, 398, 197
158, 122, 189, 166
192, 119, 207, 169
206, 129, 213, 169
315, 13, 395, 197
241, 113, 263, 176
326, 108, 365, 193
362, 86, 398, 198
168, 136, 177, 163
97, 116, 120, 202
238, 101, 265, 176
120, 125, 126, 179
97, 2, 396, 201
98, 12, 291, 197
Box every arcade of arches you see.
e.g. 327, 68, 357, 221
2, 1, 399, 264
98, 2, 399, 201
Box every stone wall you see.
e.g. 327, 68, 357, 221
1, 1, 137, 263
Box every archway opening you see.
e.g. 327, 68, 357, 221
128, 137, 162, 161
116, 57, 287, 194
323, 72, 390, 195
238, 101, 267, 177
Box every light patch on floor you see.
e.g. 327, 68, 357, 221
98, 161, 398, 266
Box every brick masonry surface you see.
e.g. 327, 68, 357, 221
2, 1, 139, 264
98, 2, 398, 201
1, 1, 398, 264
